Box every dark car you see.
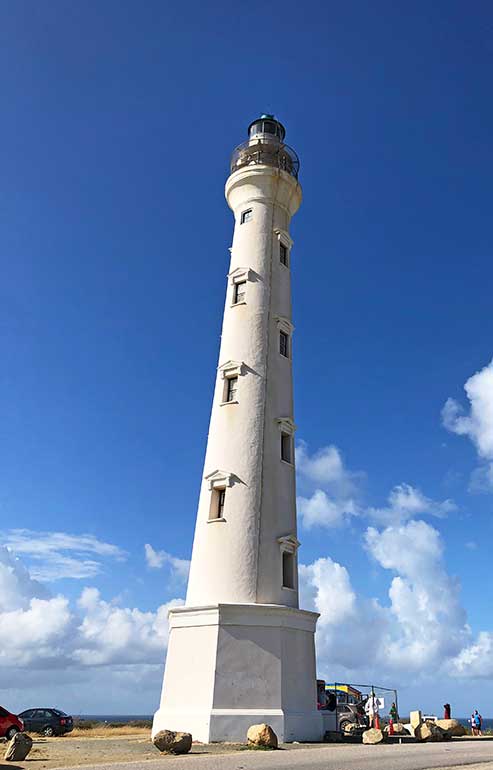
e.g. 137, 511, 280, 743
0, 706, 24, 739
18, 708, 73, 737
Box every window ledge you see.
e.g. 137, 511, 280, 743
281, 459, 294, 467
220, 400, 239, 407
282, 586, 297, 592
280, 262, 290, 270
207, 517, 227, 524
230, 301, 247, 308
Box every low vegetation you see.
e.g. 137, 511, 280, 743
69, 720, 151, 737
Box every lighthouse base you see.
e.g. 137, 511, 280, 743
152, 603, 323, 744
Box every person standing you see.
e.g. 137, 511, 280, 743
364, 694, 380, 728
443, 703, 451, 719
473, 710, 482, 736
390, 702, 399, 722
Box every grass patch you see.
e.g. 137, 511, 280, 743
69, 721, 151, 738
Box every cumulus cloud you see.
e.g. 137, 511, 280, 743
451, 632, 493, 678
298, 518, 489, 684
296, 442, 363, 528
367, 484, 457, 525
0, 545, 183, 672
0, 530, 126, 581
297, 490, 359, 528
296, 442, 455, 528
144, 544, 190, 581
442, 358, 493, 491
365, 520, 469, 667
74, 588, 181, 666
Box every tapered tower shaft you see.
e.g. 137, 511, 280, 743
186, 115, 302, 608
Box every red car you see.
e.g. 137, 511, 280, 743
0, 706, 24, 740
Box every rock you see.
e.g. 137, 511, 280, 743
362, 728, 385, 744
435, 719, 467, 737
247, 723, 278, 749
410, 710, 423, 730
384, 722, 409, 735
152, 730, 192, 754
4, 732, 33, 762
414, 721, 447, 742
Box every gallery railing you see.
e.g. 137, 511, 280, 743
230, 140, 300, 180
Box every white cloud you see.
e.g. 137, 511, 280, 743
296, 443, 455, 529
296, 442, 363, 528
297, 490, 359, 528
367, 484, 457, 525
442, 358, 493, 491
0, 545, 183, 672
0, 529, 126, 581
144, 544, 190, 581
451, 632, 493, 678
74, 588, 181, 666
298, 518, 491, 683
297, 442, 363, 496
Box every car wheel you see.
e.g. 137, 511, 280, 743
43, 726, 55, 737
339, 719, 352, 733
6, 727, 19, 740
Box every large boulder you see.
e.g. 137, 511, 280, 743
435, 719, 466, 737
410, 710, 423, 730
414, 721, 447, 742
152, 729, 192, 754
247, 723, 278, 749
384, 722, 409, 735
4, 732, 33, 762
362, 728, 385, 744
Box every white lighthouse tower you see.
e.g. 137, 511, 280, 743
152, 115, 322, 744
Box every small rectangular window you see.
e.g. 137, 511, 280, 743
282, 552, 295, 589
217, 488, 226, 518
226, 376, 238, 402
210, 487, 226, 520
280, 243, 288, 266
233, 281, 246, 304
281, 432, 292, 463
279, 330, 289, 358
240, 209, 253, 224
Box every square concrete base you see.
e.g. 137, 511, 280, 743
152, 603, 323, 743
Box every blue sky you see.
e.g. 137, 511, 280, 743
1, 0, 492, 717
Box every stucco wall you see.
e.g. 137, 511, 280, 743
186, 166, 302, 607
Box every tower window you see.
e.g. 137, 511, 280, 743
209, 487, 226, 520
280, 242, 288, 266
226, 376, 238, 403
240, 209, 253, 224
281, 432, 292, 463
233, 281, 246, 304
282, 552, 295, 589
279, 330, 289, 358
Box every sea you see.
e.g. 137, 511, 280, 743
76, 715, 152, 723
458, 717, 493, 731
76, 715, 493, 730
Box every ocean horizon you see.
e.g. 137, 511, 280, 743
75, 714, 492, 730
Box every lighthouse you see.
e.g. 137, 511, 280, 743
152, 116, 322, 743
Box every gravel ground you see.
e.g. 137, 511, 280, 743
2, 734, 493, 770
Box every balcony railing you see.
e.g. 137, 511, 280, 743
230, 139, 300, 180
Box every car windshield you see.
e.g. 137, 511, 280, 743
51, 709, 67, 716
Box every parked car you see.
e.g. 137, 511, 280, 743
0, 706, 24, 739
18, 709, 73, 737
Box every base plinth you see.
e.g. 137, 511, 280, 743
152, 603, 323, 743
